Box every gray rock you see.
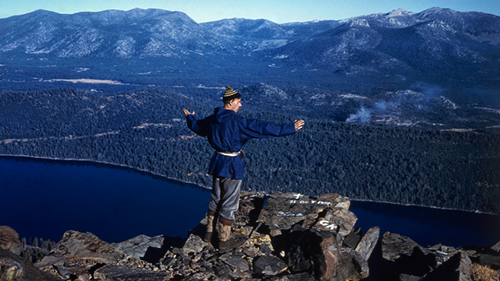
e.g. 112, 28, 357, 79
253, 255, 288, 276
335, 248, 369, 281
181, 234, 209, 256
0, 226, 20, 253
257, 193, 310, 234
213, 263, 233, 279
53, 265, 72, 278
421, 252, 472, 281
382, 232, 430, 261
243, 247, 259, 258
34, 255, 64, 269
0, 248, 58, 281
286, 229, 368, 281
355, 226, 380, 261
111, 234, 166, 262
50, 230, 123, 265
379, 232, 437, 279
286, 229, 334, 279
234, 192, 266, 227
246, 229, 275, 257
478, 253, 500, 270
39, 230, 128, 280
93, 264, 171, 281
315, 231, 341, 281
343, 227, 362, 249
317, 193, 351, 210
491, 241, 500, 253
257, 192, 350, 236
286, 228, 317, 273
427, 243, 459, 264
219, 252, 250, 272
399, 273, 422, 281
311, 207, 358, 243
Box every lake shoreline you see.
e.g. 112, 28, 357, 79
0, 153, 212, 190
1, 153, 498, 217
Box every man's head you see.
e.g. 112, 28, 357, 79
223, 86, 242, 113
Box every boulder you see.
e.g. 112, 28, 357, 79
213, 263, 234, 279
0, 248, 58, 281
379, 232, 437, 280
336, 248, 369, 281
491, 241, 500, 253
36, 230, 125, 279
34, 255, 64, 269
286, 228, 367, 281
311, 207, 358, 243
253, 255, 288, 276
247, 230, 274, 256
427, 243, 459, 264
316, 193, 350, 210
257, 192, 350, 236
50, 230, 123, 265
461, 241, 500, 271
0, 226, 20, 253
219, 252, 250, 272
478, 253, 500, 270
315, 230, 340, 281
355, 226, 380, 261
234, 192, 266, 227
181, 234, 209, 256
343, 227, 362, 249
420, 252, 472, 281
111, 234, 182, 264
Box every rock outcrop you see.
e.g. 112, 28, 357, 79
1, 191, 499, 281
0, 226, 20, 253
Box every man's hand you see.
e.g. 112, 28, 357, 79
294, 119, 305, 131
183, 108, 195, 117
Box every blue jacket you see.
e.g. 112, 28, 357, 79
186, 107, 296, 179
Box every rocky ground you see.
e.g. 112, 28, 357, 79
1, 192, 499, 281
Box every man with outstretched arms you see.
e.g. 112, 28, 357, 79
183, 86, 305, 249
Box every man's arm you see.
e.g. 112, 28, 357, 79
182, 108, 209, 137
238, 117, 304, 139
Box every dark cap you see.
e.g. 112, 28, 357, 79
222, 86, 241, 103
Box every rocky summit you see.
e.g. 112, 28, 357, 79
1, 192, 499, 281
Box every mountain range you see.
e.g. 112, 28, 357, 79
1, 7, 499, 75
0, 7, 499, 129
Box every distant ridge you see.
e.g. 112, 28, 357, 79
0, 7, 498, 92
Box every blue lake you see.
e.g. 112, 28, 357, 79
0, 156, 210, 243
1, 156, 499, 247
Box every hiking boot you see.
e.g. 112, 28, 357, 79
203, 214, 215, 242
218, 222, 246, 250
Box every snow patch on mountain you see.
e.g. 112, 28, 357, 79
115, 37, 136, 58
387, 9, 413, 18
253, 40, 288, 52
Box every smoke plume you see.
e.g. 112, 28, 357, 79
346, 103, 371, 123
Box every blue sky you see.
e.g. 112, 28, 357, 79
2, 0, 499, 23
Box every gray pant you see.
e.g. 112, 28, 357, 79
208, 177, 242, 222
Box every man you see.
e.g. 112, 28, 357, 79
183, 86, 304, 249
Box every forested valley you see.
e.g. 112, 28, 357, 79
1, 88, 499, 214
